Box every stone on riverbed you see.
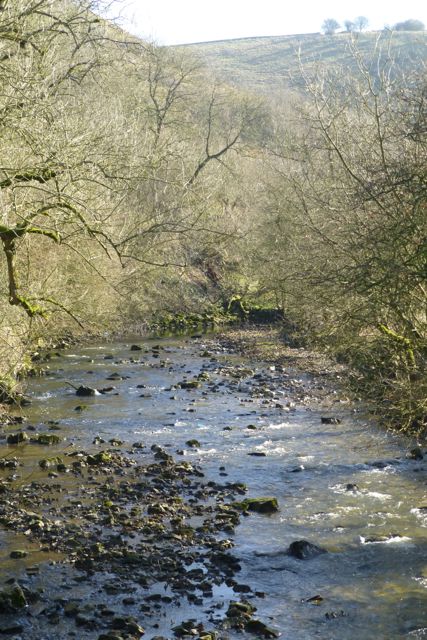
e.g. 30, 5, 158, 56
6, 431, 29, 444
110, 616, 144, 636
34, 433, 62, 445
0, 457, 19, 469
39, 456, 63, 469
407, 446, 423, 460
0, 584, 27, 612
225, 601, 279, 637
86, 451, 112, 465
76, 385, 98, 397
178, 379, 200, 389
172, 619, 202, 637
0, 624, 24, 634
235, 497, 279, 514
245, 619, 280, 638
186, 439, 200, 448
321, 416, 341, 424
10, 550, 28, 559
287, 540, 327, 560
227, 600, 256, 618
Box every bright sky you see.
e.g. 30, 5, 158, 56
107, 0, 427, 45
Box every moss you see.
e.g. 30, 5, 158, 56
226, 600, 256, 617
86, 451, 112, 465
6, 432, 29, 444
35, 433, 62, 445
226, 295, 248, 319
197, 371, 210, 380
0, 376, 20, 404
378, 323, 416, 367
39, 456, 63, 469
9, 585, 27, 608
153, 307, 240, 334
14, 295, 47, 318
234, 497, 279, 514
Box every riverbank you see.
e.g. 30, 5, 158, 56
218, 326, 427, 440
216, 326, 348, 397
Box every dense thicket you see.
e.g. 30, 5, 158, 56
0, 0, 260, 387
249, 45, 427, 434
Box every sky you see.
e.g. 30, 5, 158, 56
106, 0, 427, 45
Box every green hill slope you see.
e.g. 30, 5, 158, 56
177, 31, 426, 93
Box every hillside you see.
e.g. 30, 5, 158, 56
177, 30, 426, 94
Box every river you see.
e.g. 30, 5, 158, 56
0, 333, 426, 639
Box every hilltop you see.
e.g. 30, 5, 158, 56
176, 30, 426, 93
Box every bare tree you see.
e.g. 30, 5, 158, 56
262, 41, 427, 431
0, 2, 231, 326
354, 16, 369, 32
0, 0, 132, 321
321, 18, 340, 35
113, 45, 263, 271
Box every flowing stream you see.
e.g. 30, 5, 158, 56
1, 334, 426, 639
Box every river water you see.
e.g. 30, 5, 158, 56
1, 334, 426, 638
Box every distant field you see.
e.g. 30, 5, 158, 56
176, 31, 426, 93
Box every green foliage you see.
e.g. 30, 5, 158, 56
377, 325, 416, 368
154, 308, 239, 333
0, 0, 260, 370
